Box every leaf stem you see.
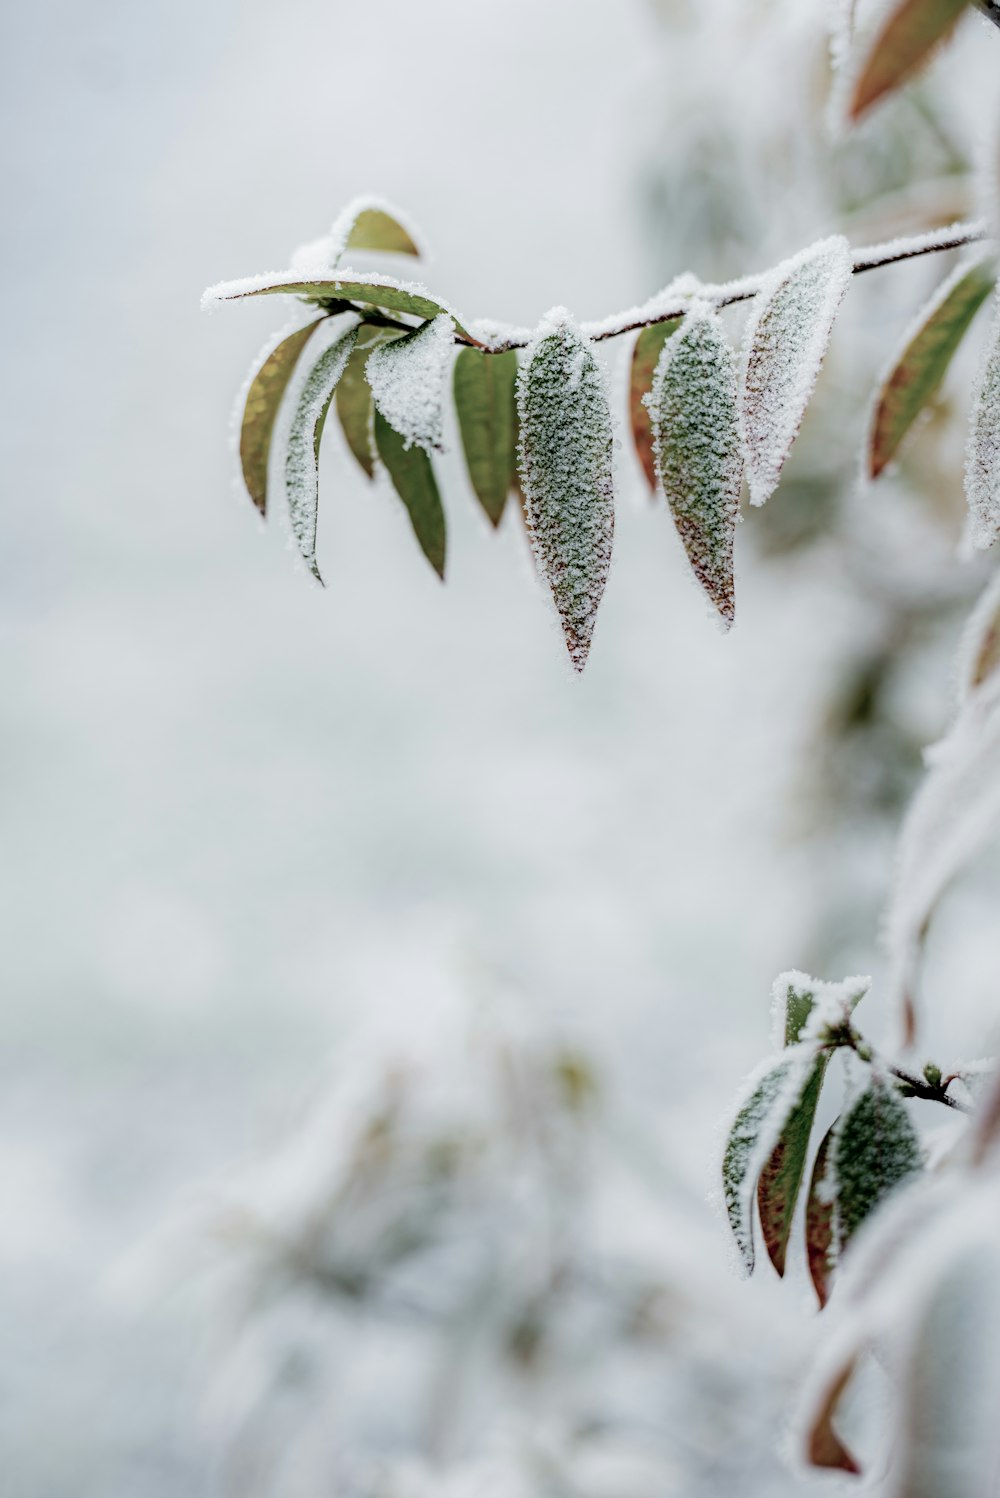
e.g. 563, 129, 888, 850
841, 1026, 971, 1112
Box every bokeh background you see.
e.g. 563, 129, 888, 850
3, 1, 999, 1493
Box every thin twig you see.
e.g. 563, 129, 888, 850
841, 1026, 972, 1113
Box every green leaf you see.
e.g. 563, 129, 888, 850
453, 348, 520, 526
966, 291, 1000, 550
629, 322, 679, 493
334, 326, 394, 480
722, 1054, 802, 1275
366, 313, 454, 453
868, 255, 995, 478
342, 206, 420, 260
833, 1075, 923, 1251
805, 1124, 837, 1308
282, 326, 358, 583
374, 407, 446, 578
757, 1054, 828, 1277
740, 236, 852, 507
649, 305, 743, 627
772, 970, 870, 1049
239, 319, 324, 516
848, 0, 969, 121
210, 272, 468, 336
516, 313, 615, 672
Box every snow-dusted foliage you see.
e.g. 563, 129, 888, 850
516, 311, 615, 672
965, 290, 1000, 551
830, 1073, 923, 1251
366, 313, 455, 454
281, 324, 358, 583
328, 195, 422, 268
648, 304, 743, 626
867, 254, 995, 480
238, 319, 324, 516
739, 236, 852, 507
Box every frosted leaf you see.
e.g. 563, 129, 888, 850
965, 290, 1000, 551
721, 1046, 822, 1276
869, 254, 995, 480
365, 313, 454, 455
831, 1074, 923, 1252
805, 1124, 837, 1308
842, 0, 969, 124
516, 310, 615, 672
335, 326, 396, 480
886, 684, 1000, 1037
202, 268, 470, 336
769, 969, 870, 1050
328, 196, 421, 268
956, 565, 1000, 702
740, 236, 852, 508
756, 1053, 828, 1277
281, 324, 358, 583
648, 303, 743, 627
238, 318, 323, 516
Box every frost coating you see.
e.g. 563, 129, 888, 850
965, 291, 1000, 550
516, 310, 614, 672
740, 236, 851, 507
366, 313, 455, 454
328, 195, 422, 267
769, 969, 870, 1050
282, 324, 358, 583
830, 1073, 923, 1252
648, 304, 743, 626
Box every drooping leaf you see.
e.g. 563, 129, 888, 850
868, 255, 995, 479
239, 319, 324, 516
805, 1124, 837, 1308
740, 237, 852, 507
965, 290, 1000, 551
334, 326, 396, 480
722, 1049, 819, 1275
373, 407, 446, 578
329, 197, 421, 266
757, 1055, 828, 1277
805, 1353, 862, 1474
629, 321, 680, 492
847, 0, 969, 122
366, 313, 455, 453
204, 270, 470, 337
649, 304, 743, 627
832, 1075, 923, 1251
516, 310, 615, 672
282, 325, 358, 583
453, 347, 520, 525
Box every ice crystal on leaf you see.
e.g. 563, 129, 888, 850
740, 236, 852, 508
281, 323, 358, 583
965, 290, 1000, 551
831, 1072, 923, 1252
516, 310, 614, 672
648, 304, 743, 626
366, 312, 455, 454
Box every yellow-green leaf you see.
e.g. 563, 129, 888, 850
848, 0, 969, 122
453, 347, 519, 526
239, 320, 323, 516
374, 408, 446, 578
868, 254, 995, 478
334, 326, 394, 480
344, 206, 419, 258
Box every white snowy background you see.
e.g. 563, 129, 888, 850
3, 1, 999, 1494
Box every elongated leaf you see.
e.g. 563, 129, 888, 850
282, 326, 358, 583
805, 1124, 837, 1308
516, 311, 615, 672
740, 237, 852, 507
453, 347, 519, 525
334, 326, 395, 480
848, 0, 969, 121
630, 321, 680, 492
373, 408, 446, 578
204, 271, 470, 337
832, 1075, 922, 1251
649, 304, 743, 626
966, 291, 1000, 551
869, 255, 995, 479
757, 1055, 828, 1276
722, 1050, 819, 1275
367, 313, 454, 453
330, 198, 421, 265
239, 319, 323, 516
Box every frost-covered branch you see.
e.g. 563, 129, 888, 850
839, 1029, 971, 1113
